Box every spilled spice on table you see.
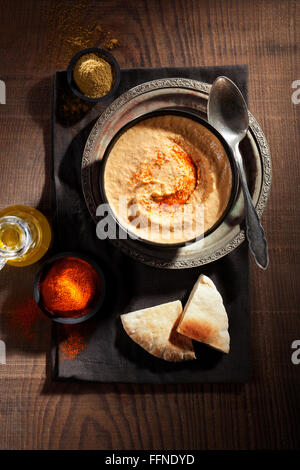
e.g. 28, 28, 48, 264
59, 324, 87, 360
7, 297, 44, 342
104, 38, 120, 50
56, 73, 92, 125
6, 295, 90, 360
43, 0, 121, 68
58, 319, 99, 361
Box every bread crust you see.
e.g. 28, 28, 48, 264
121, 300, 196, 362
177, 275, 230, 354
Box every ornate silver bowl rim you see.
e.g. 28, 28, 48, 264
82, 78, 272, 269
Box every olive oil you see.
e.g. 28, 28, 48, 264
0, 205, 51, 267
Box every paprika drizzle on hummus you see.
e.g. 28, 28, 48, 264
103, 115, 232, 244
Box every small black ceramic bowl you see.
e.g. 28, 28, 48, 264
33, 252, 106, 324
67, 47, 121, 102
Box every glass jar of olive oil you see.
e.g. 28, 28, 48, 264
0, 205, 51, 269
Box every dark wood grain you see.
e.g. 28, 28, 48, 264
0, 0, 299, 450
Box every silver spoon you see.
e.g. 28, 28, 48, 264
208, 76, 269, 269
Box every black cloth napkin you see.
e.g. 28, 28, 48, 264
51, 66, 250, 383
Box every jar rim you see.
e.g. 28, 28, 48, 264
0, 215, 32, 259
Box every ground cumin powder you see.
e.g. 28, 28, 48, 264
73, 53, 114, 98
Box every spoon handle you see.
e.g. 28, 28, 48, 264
0, 257, 7, 271
234, 145, 269, 269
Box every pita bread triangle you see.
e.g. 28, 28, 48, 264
121, 300, 196, 362
177, 274, 230, 353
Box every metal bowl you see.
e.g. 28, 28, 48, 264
33, 252, 106, 324
99, 109, 239, 248
81, 78, 272, 269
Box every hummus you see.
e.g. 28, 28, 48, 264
103, 115, 232, 244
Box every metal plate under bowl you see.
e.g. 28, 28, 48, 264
81, 78, 272, 269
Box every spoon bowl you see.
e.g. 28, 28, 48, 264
208, 76, 249, 146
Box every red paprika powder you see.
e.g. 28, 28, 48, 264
60, 325, 87, 360
40, 257, 101, 318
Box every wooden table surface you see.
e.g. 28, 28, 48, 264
0, 0, 299, 450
